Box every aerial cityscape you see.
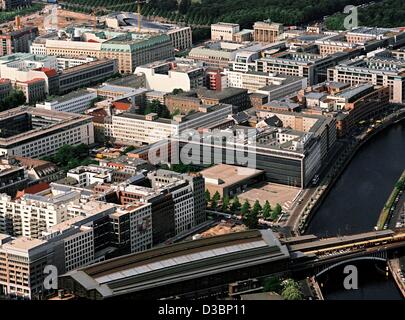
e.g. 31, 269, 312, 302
0, 0, 404, 307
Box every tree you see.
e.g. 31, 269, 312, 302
205, 190, 211, 203
240, 200, 251, 216
252, 200, 262, 214
0, 90, 26, 112
262, 201, 271, 219
172, 88, 184, 95
263, 276, 282, 293
222, 195, 230, 211
230, 196, 241, 212
271, 203, 282, 221
244, 200, 260, 229
178, 0, 191, 14
144, 99, 170, 119
211, 191, 220, 209
281, 279, 303, 300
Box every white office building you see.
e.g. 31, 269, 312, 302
36, 90, 97, 114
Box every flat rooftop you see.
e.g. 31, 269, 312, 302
0, 106, 92, 147
3, 237, 46, 251
201, 164, 263, 188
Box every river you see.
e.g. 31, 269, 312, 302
306, 121, 405, 299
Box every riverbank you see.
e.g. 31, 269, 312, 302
388, 259, 405, 299
376, 170, 405, 230
299, 108, 405, 235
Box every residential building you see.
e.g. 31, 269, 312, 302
327, 56, 405, 103
0, 26, 38, 56
0, 157, 29, 197
0, 78, 11, 99
256, 50, 360, 85
15, 78, 46, 104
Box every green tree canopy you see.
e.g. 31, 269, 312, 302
230, 196, 241, 212
240, 200, 251, 216
262, 201, 271, 219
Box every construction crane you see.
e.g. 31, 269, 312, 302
135, 0, 148, 33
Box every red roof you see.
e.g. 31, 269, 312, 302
87, 39, 100, 43
33, 67, 58, 77
15, 182, 50, 199
112, 101, 131, 111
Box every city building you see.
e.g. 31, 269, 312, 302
67, 165, 114, 187
36, 90, 97, 114
0, 78, 11, 100
327, 56, 405, 103
15, 78, 46, 104
58, 59, 118, 94
201, 164, 264, 198
188, 41, 273, 69
104, 13, 192, 51
170, 109, 336, 187
109, 103, 233, 145
0, 26, 38, 56
0, 107, 94, 158
41, 28, 174, 74
56, 56, 97, 71
14, 156, 63, 184
211, 22, 240, 41
134, 59, 204, 93
302, 83, 391, 137
0, 53, 59, 95
256, 50, 360, 85
58, 229, 289, 300
0, 236, 51, 299
165, 87, 249, 113
223, 69, 307, 97
0, 157, 29, 197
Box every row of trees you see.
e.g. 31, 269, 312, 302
326, 0, 405, 30
205, 190, 283, 228
62, 0, 375, 28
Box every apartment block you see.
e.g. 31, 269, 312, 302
327, 56, 405, 103
256, 50, 359, 85
0, 157, 29, 197
0, 26, 38, 56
